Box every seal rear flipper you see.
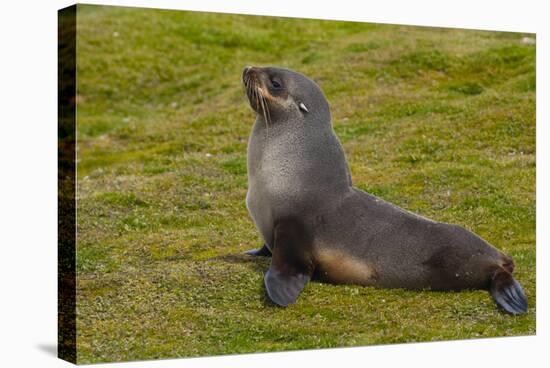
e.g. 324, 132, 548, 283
490, 268, 528, 315
263, 217, 313, 307
245, 244, 272, 257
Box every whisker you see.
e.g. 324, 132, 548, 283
257, 85, 270, 137
254, 85, 262, 119
261, 96, 271, 126
262, 94, 271, 126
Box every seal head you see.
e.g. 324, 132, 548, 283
243, 66, 330, 126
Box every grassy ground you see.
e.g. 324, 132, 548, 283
74, 4, 536, 364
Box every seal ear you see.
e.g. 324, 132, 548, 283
299, 102, 309, 113
264, 218, 313, 307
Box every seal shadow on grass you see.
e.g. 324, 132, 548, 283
213, 252, 269, 273
212, 253, 285, 307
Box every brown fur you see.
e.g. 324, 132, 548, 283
314, 248, 378, 285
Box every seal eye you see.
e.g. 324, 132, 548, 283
271, 79, 282, 89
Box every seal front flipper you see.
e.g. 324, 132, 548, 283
265, 268, 310, 307
245, 244, 272, 257
490, 268, 528, 315
264, 218, 313, 307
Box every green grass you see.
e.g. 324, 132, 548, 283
74, 5, 536, 364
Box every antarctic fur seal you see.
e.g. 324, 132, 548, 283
242, 66, 528, 315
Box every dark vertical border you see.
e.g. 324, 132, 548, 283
58, 4, 77, 364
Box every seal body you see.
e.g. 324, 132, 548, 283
242, 66, 527, 315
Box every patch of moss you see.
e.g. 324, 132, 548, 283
448, 82, 484, 95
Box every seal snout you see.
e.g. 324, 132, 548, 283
242, 66, 256, 85
243, 66, 265, 114
242, 66, 250, 83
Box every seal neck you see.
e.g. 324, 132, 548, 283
253, 110, 333, 138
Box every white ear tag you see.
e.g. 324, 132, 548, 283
299, 102, 309, 113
